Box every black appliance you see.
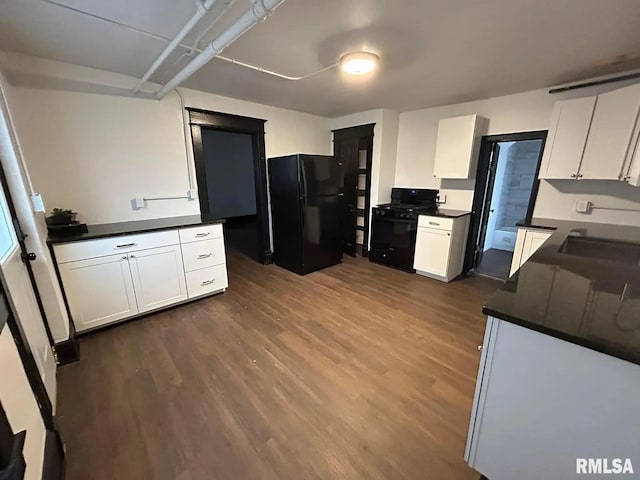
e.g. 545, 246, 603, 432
370, 188, 439, 272
268, 154, 344, 275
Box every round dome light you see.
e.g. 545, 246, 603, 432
339, 51, 380, 75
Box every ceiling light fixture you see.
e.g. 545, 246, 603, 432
339, 51, 380, 75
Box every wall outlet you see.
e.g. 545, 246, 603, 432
132, 197, 146, 210
437, 193, 447, 204
187, 188, 197, 200
575, 200, 592, 214
30, 193, 46, 213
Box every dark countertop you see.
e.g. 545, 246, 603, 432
483, 218, 640, 366
47, 215, 224, 245
422, 209, 471, 218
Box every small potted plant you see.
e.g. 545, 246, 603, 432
46, 208, 77, 226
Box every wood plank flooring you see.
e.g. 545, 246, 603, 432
57, 250, 499, 480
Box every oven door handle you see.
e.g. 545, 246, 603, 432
375, 218, 416, 225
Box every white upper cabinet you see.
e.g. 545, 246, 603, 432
625, 132, 640, 186
433, 114, 486, 179
538, 96, 596, 179
581, 83, 640, 180
539, 83, 640, 183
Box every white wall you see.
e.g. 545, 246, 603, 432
394, 82, 640, 226
2, 55, 331, 225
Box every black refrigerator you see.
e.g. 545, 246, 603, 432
268, 154, 344, 275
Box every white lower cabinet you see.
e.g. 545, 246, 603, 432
185, 264, 228, 299
414, 214, 470, 282
55, 224, 227, 332
58, 253, 138, 331
129, 245, 187, 313
509, 227, 553, 276
466, 317, 640, 480
414, 227, 451, 277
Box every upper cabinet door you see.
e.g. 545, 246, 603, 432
539, 96, 596, 179
433, 114, 486, 179
625, 133, 640, 187
580, 83, 640, 180
129, 245, 187, 314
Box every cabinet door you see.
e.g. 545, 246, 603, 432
467, 318, 640, 480
59, 253, 138, 332
413, 227, 451, 276
520, 230, 551, 265
509, 228, 528, 276
538, 96, 595, 179
433, 114, 483, 179
580, 83, 640, 180
129, 245, 187, 313
625, 131, 640, 186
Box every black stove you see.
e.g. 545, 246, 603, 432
373, 203, 436, 219
370, 188, 439, 272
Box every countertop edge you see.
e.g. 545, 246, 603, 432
47, 217, 225, 245
420, 210, 471, 219
483, 307, 640, 367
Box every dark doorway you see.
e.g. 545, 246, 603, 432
200, 129, 259, 261
464, 131, 547, 280
332, 124, 374, 257
189, 109, 272, 264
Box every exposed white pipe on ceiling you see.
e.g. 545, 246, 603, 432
155, 0, 285, 99
132, 0, 219, 94
40, 0, 330, 85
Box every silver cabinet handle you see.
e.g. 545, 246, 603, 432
195, 232, 210, 238
116, 243, 136, 248
477, 345, 484, 352
577, 173, 583, 178
197, 253, 212, 259
129, 254, 135, 258
428, 221, 440, 226
570, 173, 577, 178
201, 279, 215, 286
121, 256, 128, 260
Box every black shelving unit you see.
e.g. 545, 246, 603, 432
332, 124, 374, 258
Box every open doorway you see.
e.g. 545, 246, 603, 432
465, 131, 547, 280
200, 128, 259, 260
189, 109, 271, 264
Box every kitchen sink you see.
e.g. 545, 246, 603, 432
559, 235, 640, 266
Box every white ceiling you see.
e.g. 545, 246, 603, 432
1, 0, 640, 116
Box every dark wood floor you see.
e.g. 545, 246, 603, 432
57, 249, 499, 480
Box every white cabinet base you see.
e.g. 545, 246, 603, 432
414, 214, 470, 282
54, 223, 228, 333
59, 253, 138, 332
466, 317, 640, 480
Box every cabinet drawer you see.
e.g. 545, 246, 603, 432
179, 223, 223, 244
181, 238, 226, 272
185, 264, 228, 298
418, 215, 454, 231
54, 230, 180, 264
